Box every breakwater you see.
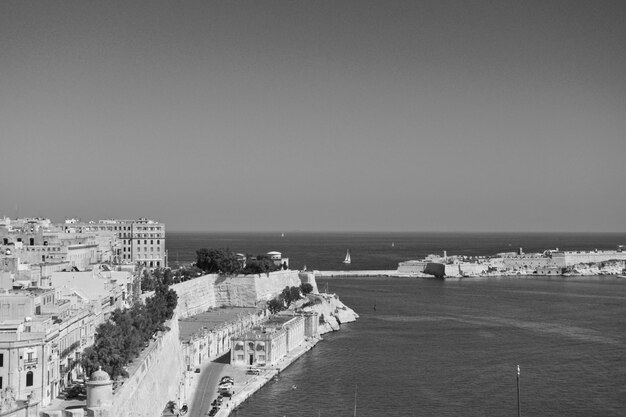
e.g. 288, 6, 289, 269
316, 270, 424, 278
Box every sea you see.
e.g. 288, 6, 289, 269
166, 232, 626, 417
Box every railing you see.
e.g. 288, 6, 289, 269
24, 357, 38, 366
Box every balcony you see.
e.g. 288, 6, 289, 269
24, 357, 38, 366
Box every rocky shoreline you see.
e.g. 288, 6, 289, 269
298, 292, 359, 333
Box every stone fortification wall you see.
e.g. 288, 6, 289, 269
300, 293, 359, 335
108, 317, 185, 417
298, 271, 319, 294
170, 274, 220, 318
214, 270, 302, 307
170, 270, 303, 316
499, 256, 557, 270
459, 263, 488, 276
423, 262, 445, 277
562, 250, 626, 265
397, 260, 427, 274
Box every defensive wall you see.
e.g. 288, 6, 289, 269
43, 270, 316, 417
559, 250, 626, 265
172, 270, 302, 318
41, 318, 185, 417
106, 317, 184, 417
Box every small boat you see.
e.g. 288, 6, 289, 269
343, 250, 351, 264
391, 242, 395, 247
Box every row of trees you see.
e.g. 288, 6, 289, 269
195, 248, 283, 275
140, 266, 204, 292
81, 283, 178, 380
266, 284, 313, 314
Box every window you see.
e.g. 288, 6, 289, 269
0, 353, 3, 367
0, 376, 2, 389
26, 371, 33, 387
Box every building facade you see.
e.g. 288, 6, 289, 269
230, 312, 318, 367
62, 218, 166, 267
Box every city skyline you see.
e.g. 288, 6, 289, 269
2, 1, 625, 232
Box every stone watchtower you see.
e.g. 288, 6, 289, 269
86, 367, 113, 408
298, 271, 319, 294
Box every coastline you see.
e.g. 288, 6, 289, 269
221, 337, 320, 416
187, 293, 359, 417
316, 269, 626, 279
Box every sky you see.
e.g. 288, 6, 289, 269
1, 0, 625, 232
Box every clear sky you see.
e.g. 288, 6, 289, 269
1, 1, 625, 232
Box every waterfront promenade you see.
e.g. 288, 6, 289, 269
186, 337, 320, 416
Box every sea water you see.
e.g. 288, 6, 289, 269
166, 231, 626, 271
166, 233, 626, 416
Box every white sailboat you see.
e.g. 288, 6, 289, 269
343, 250, 351, 264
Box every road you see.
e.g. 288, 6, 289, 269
189, 362, 228, 417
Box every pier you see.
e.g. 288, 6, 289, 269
316, 270, 425, 278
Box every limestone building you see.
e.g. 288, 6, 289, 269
230, 312, 318, 367
61, 218, 167, 267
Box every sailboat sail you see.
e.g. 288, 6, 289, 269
343, 250, 351, 264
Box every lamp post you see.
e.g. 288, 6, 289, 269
516, 365, 521, 417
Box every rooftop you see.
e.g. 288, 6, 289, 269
178, 307, 259, 342
236, 315, 298, 340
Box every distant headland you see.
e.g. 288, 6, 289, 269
319, 245, 626, 279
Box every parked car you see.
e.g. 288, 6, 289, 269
208, 407, 218, 416
66, 384, 86, 399
195, 368, 201, 373
220, 376, 234, 384
218, 382, 232, 393
246, 368, 260, 375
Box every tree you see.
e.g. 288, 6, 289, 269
243, 256, 278, 275
267, 298, 285, 314
81, 283, 178, 380
300, 283, 313, 294
196, 248, 242, 275
289, 286, 301, 303
279, 286, 302, 307
141, 269, 156, 292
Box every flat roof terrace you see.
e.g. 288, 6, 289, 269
178, 307, 259, 342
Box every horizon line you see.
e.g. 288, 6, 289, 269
165, 230, 626, 235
